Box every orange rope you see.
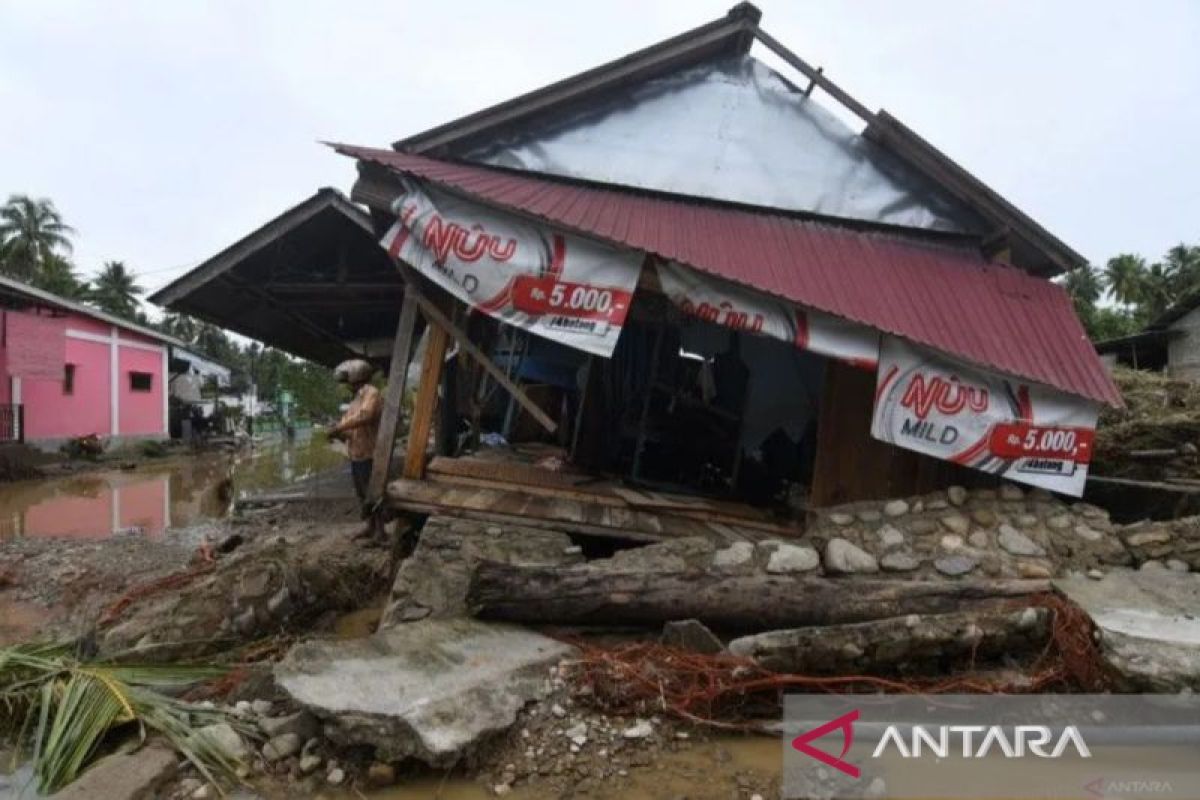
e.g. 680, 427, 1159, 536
563, 593, 1112, 727
98, 562, 216, 626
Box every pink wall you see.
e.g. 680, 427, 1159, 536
118, 345, 165, 436
22, 337, 110, 440
3, 309, 168, 442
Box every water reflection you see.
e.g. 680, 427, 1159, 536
0, 435, 345, 540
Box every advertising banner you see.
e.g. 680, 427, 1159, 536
381, 180, 643, 358
871, 336, 1099, 496
656, 261, 879, 368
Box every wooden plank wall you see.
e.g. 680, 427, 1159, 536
809, 359, 965, 506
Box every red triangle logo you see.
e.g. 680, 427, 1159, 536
791, 708, 861, 778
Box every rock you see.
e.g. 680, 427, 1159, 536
1087, 569, 1105, 580
298, 753, 322, 774
622, 720, 654, 739
934, 555, 977, 577
998, 525, 1046, 557
1140, 560, 1166, 572
824, 538, 879, 574
190, 785, 211, 800
947, 486, 968, 506
382, 516, 583, 625
1017, 561, 1053, 579
326, 767, 346, 786
47, 744, 178, 800
249, 699, 273, 716
275, 618, 574, 766
233, 700, 253, 717
968, 531, 990, 549
262, 732, 301, 762
1166, 559, 1190, 573
971, 508, 997, 527
940, 514, 969, 535
176, 778, 202, 798
877, 525, 906, 549
367, 762, 395, 787
1046, 514, 1071, 531
883, 500, 909, 517
766, 543, 820, 574
1073, 525, 1103, 542
662, 619, 723, 654
879, 551, 920, 572
1054, 571, 1200, 691
551, 703, 566, 718
564, 722, 588, 747
1015, 514, 1039, 529
1125, 529, 1173, 547
712, 541, 754, 570
999, 484, 1024, 501
940, 534, 963, 551
258, 711, 319, 742
908, 518, 939, 535
857, 509, 882, 523
828, 512, 855, 526
191, 722, 249, 762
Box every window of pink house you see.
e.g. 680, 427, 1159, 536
63, 364, 76, 395
129, 371, 154, 392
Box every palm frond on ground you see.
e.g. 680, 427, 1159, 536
0, 643, 240, 794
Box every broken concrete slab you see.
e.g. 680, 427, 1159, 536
661, 618, 723, 654
275, 618, 574, 766
381, 516, 583, 626
1055, 570, 1200, 691
49, 743, 177, 800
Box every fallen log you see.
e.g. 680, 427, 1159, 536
467, 562, 1050, 630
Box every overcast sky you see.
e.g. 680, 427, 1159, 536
2, 1, 1197, 299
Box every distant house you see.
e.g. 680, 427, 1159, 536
1095, 295, 1200, 381
0, 275, 188, 449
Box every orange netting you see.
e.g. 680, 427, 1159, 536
97, 562, 216, 626
563, 593, 1113, 728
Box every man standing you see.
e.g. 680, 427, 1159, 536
329, 359, 382, 508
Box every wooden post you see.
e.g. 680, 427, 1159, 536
365, 291, 420, 508
403, 322, 450, 479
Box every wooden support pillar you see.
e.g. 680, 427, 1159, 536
403, 322, 450, 479
365, 291, 420, 508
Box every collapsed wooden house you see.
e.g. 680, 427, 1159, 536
151, 3, 1120, 544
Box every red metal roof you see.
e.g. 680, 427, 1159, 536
335, 144, 1121, 407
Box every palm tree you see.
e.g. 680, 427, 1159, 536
0, 194, 75, 281
89, 260, 144, 319
161, 312, 199, 343
31, 253, 88, 299
1062, 265, 1102, 308
1103, 254, 1147, 310
1164, 243, 1200, 298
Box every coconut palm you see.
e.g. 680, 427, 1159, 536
1164, 243, 1200, 298
161, 312, 199, 343
89, 260, 144, 319
1102, 254, 1147, 309
1062, 265, 1102, 308
31, 253, 88, 299
0, 643, 240, 794
0, 195, 75, 281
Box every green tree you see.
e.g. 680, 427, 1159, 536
31, 253, 89, 299
0, 194, 75, 281
88, 260, 144, 319
1103, 253, 1147, 310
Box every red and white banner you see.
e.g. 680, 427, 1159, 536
381, 180, 642, 357
871, 337, 1099, 496
656, 261, 879, 368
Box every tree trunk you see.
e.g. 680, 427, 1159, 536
467, 562, 1050, 630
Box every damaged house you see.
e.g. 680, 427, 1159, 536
151, 2, 1120, 544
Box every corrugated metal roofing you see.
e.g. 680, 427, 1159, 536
334, 144, 1121, 407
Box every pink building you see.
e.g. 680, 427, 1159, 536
0, 276, 183, 449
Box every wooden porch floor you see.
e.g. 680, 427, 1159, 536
387, 455, 803, 545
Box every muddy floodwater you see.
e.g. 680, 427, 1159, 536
0, 435, 346, 541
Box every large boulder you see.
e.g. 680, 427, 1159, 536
275, 618, 573, 766
381, 516, 583, 626
1054, 570, 1200, 691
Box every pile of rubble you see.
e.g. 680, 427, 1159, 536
1094, 366, 1200, 480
